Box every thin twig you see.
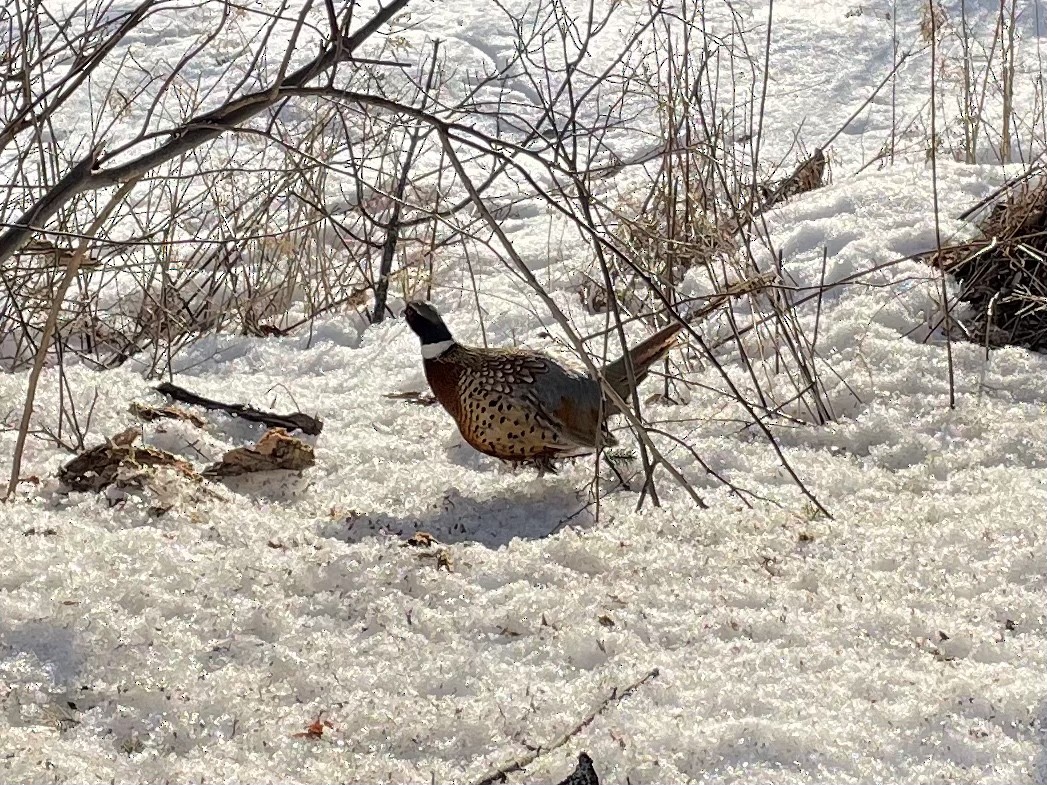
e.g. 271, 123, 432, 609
0, 0, 413, 268
5, 174, 140, 499
927, 0, 956, 409
471, 668, 659, 785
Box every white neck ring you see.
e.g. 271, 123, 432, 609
421, 339, 454, 359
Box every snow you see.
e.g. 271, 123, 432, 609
1, 0, 1046, 782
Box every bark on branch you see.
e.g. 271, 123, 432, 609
156, 382, 323, 435
0, 0, 411, 267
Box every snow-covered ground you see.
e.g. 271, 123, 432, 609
1, 0, 1045, 783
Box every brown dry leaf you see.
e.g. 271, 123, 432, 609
759, 148, 826, 209
435, 548, 452, 573
403, 531, 435, 548
577, 279, 609, 314
292, 712, 334, 740
205, 428, 315, 477
59, 433, 198, 492
919, 1, 947, 41
109, 426, 142, 448
130, 402, 207, 428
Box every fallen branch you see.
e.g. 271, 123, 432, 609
155, 382, 323, 435
471, 668, 659, 785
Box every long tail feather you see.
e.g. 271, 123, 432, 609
602, 321, 684, 401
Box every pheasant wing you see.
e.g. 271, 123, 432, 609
511, 357, 610, 452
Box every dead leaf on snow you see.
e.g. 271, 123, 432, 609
204, 428, 315, 477
402, 531, 436, 548
130, 402, 207, 428
58, 429, 198, 492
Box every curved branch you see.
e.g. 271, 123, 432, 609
0, 0, 411, 266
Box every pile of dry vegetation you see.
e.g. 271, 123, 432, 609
926, 171, 1047, 351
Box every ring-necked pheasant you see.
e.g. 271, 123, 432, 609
404, 301, 683, 470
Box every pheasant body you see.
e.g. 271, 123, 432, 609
404, 301, 681, 467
